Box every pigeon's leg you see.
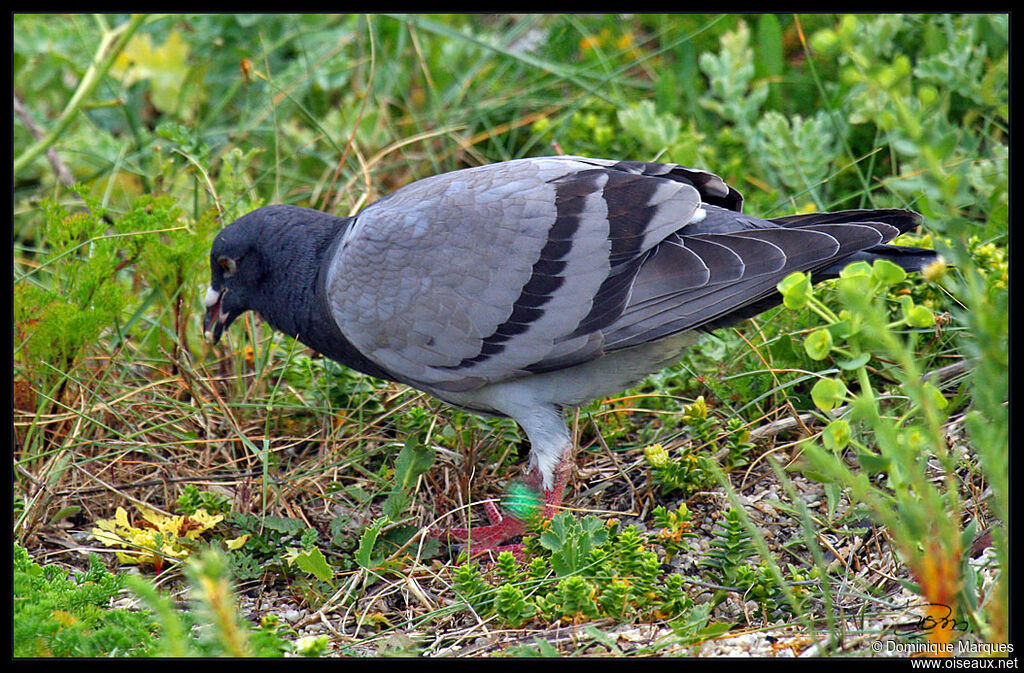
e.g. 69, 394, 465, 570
430, 401, 574, 557
523, 441, 574, 520
432, 505, 525, 555
431, 442, 573, 557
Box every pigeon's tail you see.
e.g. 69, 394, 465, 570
770, 207, 923, 235
813, 243, 937, 279
770, 207, 937, 279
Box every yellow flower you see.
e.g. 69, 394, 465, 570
923, 258, 948, 283
644, 443, 670, 469
91, 505, 224, 569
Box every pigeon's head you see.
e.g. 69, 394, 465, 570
203, 210, 274, 344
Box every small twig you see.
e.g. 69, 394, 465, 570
14, 93, 76, 188
750, 412, 823, 440
14, 13, 147, 175
52, 471, 267, 498
585, 410, 640, 514
921, 359, 968, 384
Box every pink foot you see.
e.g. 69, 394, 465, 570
431, 480, 569, 559
430, 499, 530, 558
430, 448, 574, 559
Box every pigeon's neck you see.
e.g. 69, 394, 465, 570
257, 214, 394, 381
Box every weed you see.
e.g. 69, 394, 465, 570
226, 513, 320, 580
779, 252, 1002, 643
651, 503, 698, 562
177, 484, 232, 516
91, 505, 225, 572
453, 511, 714, 628
13, 544, 157, 657
643, 397, 752, 496
127, 549, 302, 656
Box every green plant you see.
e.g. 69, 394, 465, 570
494, 582, 537, 626
698, 508, 811, 618
226, 513, 320, 580
643, 442, 713, 497
642, 397, 752, 496
177, 484, 232, 516
452, 511, 718, 628
539, 575, 602, 623
531, 100, 627, 159
651, 503, 697, 562
14, 544, 157, 657
779, 253, 1001, 644
128, 549, 296, 656
11, 13, 1007, 655
13, 14, 148, 175
382, 436, 435, 521
453, 562, 494, 615
700, 507, 755, 588
698, 21, 768, 132
535, 512, 610, 577
15, 199, 132, 400
753, 110, 838, 203
354, 516, 394, 571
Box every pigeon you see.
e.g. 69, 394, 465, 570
203, 155, 936, 554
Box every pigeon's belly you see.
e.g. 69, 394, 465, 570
436, 330, 701, 417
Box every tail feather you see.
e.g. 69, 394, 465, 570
814, 243, 937, 279
773, 208, 935, 278
772, 208, 923, 235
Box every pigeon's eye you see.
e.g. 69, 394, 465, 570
218, 256, 238, 277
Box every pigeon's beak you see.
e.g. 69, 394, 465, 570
203, 286, 227, 344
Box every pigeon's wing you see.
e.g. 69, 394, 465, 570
597, 206, 904, 351
324, 156, 739, 391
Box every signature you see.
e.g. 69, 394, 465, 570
899, 603, 970, 634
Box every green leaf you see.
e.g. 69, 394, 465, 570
355, 517, 389, 570
835, 352, 871, 370
872, 258, 907, 285
262, 516, 306, 535
538, 513, 608, 576
533, 638, 561, 657
582, 625, 622, 654
822, 419, 851, 450
835, 261, 875, 307
900, 296, 935, 327
921, 382, 949, 410
856, 447, 889, 475
294, 547, 334, 584
617, 100, 682, 153
48, 505, 82, 525
112, 31, 207, 119
838, 261, 872, 279
778, 272, 812, 309
382, 525, 436, 557
669, 603, 734, 646
804, 328, 833, 360
385, 437, 435, 519
755, 14, 785, 80
828, 315, 858, 339
811, 377, 848, 412
393, 436, 434, 490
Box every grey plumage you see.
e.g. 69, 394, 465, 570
204, 155, 936, 548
